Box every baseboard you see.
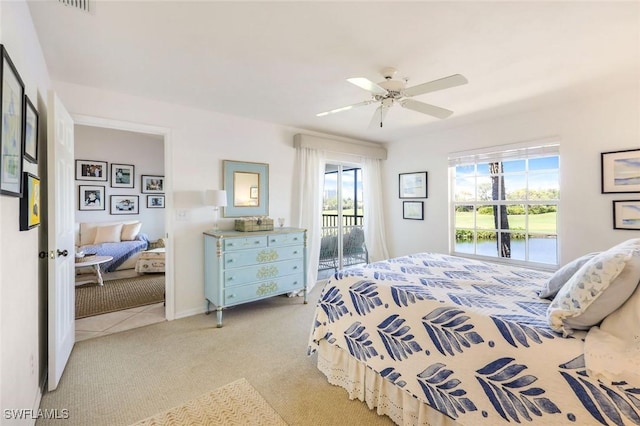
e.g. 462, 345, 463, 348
174, 306, 205, 320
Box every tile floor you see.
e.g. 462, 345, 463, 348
75, 302, 166, 342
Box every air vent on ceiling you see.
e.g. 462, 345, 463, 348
58, 0, 90, 13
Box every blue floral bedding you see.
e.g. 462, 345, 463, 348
80, 233, 149, 272
308, 253, 640, 425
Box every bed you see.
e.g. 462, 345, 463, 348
76, 221, 149, 273
308, 249, 640, 426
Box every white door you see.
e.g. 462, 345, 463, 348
47, 92, 75, 391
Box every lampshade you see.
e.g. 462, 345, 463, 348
204, 189, 227, 207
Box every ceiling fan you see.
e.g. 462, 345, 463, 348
317, 67, 467, 127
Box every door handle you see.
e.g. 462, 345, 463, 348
57, 249, 69, 257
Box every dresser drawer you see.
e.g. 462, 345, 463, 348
267, 232, 304, 247
223, 274, 304, 305
224, 245, 303, 269
223, 236, 267, 251
224, 259, 303, 287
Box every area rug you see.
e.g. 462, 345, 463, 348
75, 274, 165, 319
130, 378, 287, 426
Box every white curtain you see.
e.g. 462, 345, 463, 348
362, 157, 390, 262
293, 146, 326, 291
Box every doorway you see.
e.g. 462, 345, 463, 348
71, 119, 172, 341
317, 163, 368, 280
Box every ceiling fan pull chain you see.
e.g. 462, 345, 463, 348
380, 107, 383, 127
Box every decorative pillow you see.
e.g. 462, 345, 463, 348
93, 223, 124, 244
121, 222, 142, 241
599, 277, 640, 340
547, 246, 640, 336
539, 252, 599, 299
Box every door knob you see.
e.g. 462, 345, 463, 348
57, 249, 69, 257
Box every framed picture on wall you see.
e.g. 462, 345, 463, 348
0, 45, 25, 197
602, 149, 640, 193
141, 175, 164, 193
147, 195, 165, 208
613, 200, 640, 230
403, 201, 424, 220
399, 171, 428, 199
78, 185, 105, 211
110, 195, 139, 215
23, 95, 38, 163
20, 173, 40, 231
76, 159, 108, 181
110, 163, 134, 188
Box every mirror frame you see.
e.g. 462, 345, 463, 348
223, 160, 269, 217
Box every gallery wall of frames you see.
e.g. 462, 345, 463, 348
0, 44, 42, 231
75, 158, 165, 215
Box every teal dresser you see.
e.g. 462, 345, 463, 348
203, 228, 307, 327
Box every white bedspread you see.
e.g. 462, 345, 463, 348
308, 253, 640, 426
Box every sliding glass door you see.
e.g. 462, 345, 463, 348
317, 164, 366, 279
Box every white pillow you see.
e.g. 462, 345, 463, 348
121, 222, 141, 241
599, 278, 640, 340
547, 245, 640, 336
94, 223, 123, 244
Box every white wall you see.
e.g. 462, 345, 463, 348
54, 81, 306, 318
383, 86, 640, 265
0, 0, 52, 419
74, 125, 165, 241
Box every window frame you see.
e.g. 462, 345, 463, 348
448, 140, 560, 270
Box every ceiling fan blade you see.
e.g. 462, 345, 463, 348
347, 77, 388, 95
403, 74, 468, 97
316, 100, 374, 117
400, 99, 454, 119
368, 105, 390, 129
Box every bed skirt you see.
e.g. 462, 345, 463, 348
317, 340, 461, 426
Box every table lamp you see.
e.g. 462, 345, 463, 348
205, 189, 227, 231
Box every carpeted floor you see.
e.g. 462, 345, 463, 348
130, 378, 287, 426
75, 274, 165, 319
38, 284, 394, 426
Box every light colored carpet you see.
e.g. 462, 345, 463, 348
130, 378, 287, 426
75, 274, 165, 319
37, 284, 394, 426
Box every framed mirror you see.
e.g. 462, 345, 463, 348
223, 160, 269, 217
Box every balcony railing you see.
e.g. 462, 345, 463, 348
318, 214, 367, 273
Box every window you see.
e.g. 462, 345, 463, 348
449, 142, 559, 267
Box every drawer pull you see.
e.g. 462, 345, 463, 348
293, 251, 298, 254
227, 276, 234, 281
254, 240, 261, 244
227, 259, 234, 263
293, 266, 298, 270
228, 294, 235, 299
228, 243, 234, 247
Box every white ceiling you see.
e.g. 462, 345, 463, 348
27, 1, 639, 144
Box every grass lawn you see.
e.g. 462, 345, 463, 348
455, 212, 556, 234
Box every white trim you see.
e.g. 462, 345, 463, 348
294, 133, 387, 160
71, 114, 176, 321
448, 136, 560, 166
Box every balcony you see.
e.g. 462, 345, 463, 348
318, 214, 368, 276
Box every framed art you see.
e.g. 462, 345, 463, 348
23, 95, 38, 163
399, 171, 428, 198
147, 195, 165, 208
250, 186, 258, 199
613, 200, 640, 230
141, 175, 164, 193
111, 163, 134, 188
0, 45, 25, 197
403, 201, 424, 220
76, 159, 108, 181
110, 195, 139, 215
602, 149, 640, 193
20, 173, 40, 231
78, 185, 105, 211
